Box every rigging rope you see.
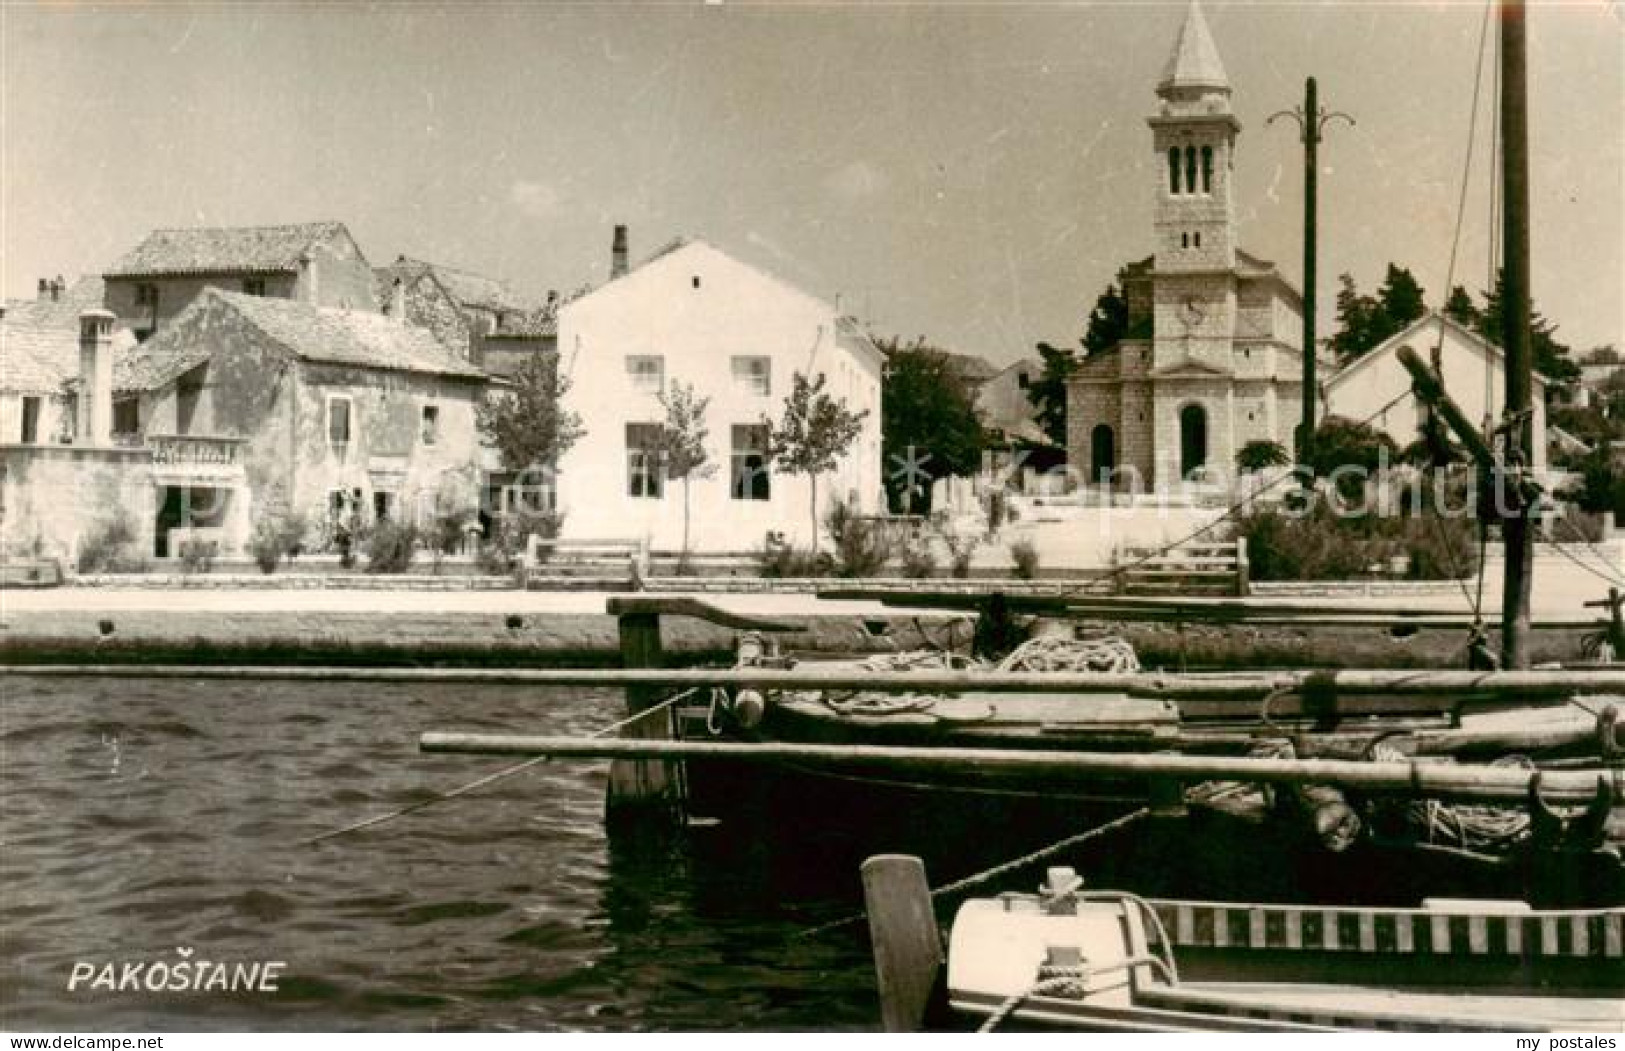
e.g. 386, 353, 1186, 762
304, 686, 701, 845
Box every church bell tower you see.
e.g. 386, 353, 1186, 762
1150, 0, 1240, 275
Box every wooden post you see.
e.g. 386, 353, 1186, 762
605, 608, 682, 829
862, 855, 942, 1033
1234, 536, 1250, 597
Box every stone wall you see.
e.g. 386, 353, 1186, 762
0, 445, 155, 564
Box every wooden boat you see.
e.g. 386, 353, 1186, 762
861, 855, 1625, 1033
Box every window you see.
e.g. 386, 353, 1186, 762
1016, 372, 1029, 390
731, 356, 771, 396
135, 283, 158, 307
113, 398, 139, 438
328, 395, 352, 447
242, 278, 266, 297
1201, 145, 1214, 194
421, 404, 439, 446
1184, 146, 1198, 198
692, 275, 702, 290
1168, 147, 1181, 195
373, 491, 395, 522
1181, 233, 1189, 249
626, 355, 664, 394
626, 423, 664, 499
1193, 231, 1202, 248
731, 424, 771, 501
20, 397, 40, 443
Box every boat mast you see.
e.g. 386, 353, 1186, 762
1500, 0, 1534, 669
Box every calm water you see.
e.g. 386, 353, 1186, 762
0, 676, 876, 1031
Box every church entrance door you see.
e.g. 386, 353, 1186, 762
1180, 404, 1208, 478
1090, 424, 1116, 485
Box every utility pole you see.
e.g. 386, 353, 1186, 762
1269, 78, 1353, 478
1500, 0, 1534, 669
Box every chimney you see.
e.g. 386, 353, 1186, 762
78, 309, 117, 446
298, 251, 319, 304
38, 278, 49, 300
52, 276, 65, 301
610, 225, 628, 279
390, 276, 407, 320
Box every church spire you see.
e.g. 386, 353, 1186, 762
1158, 0, 1230, 97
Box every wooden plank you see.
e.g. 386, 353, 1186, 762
11, 664, 1625, 698
420, 734, 1625, 805
862, 855, 942, 1033
604, 610, 681, 828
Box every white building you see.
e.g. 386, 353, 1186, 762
1323, 312, 1548, 474
555, 235, 884, 552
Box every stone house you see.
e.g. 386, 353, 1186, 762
1, 309, 155, 563
977, 357, 1046, 445
112, 289, 488, 557
1323, 312, 1549, 475
1065, 1, 1311, 490
103, 221, 378, 341
374, 256, 556, 378
555, 233, 884, 552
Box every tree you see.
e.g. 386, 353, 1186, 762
876, 337, 985, 513
654, 380, 716, 572
1083, 282, 1131, 357
765, 371, 868, 552
1471, 270, 1580, 387
477, 353, 584, 475
1025, 341, 1077, 446
1444, 284, 1479, 329
1330, 265, 1425, 363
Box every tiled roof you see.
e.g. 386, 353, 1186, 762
115, 289, 486, 392
482, 306, 557, 339
2, 316, 136, 394
3, 276, 109, 328
375, 256, 532, 314
105, 221, 352, 277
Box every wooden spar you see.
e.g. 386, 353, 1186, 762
816, 589, 1591, 629
8, 663, 1625, 696
1396, 347, 1499, 470
418, 734, 1623, 806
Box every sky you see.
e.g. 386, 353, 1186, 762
2, 1, 1621, 367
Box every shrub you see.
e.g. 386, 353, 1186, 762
899, 543, 937, 579
935, 525, 980, 580
826, 495, 894, 578
78, 515, 139, 574
178, 539, 216, 574
1236, 439, 1291, 474
366, 520, 418, 574
1010, 538, 1040, 580
1232, 503, 1476, 582
756, 542, 830, 578
249, 504, 306, 574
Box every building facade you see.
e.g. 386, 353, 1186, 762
103, 221, 378, 341
1324, 313, 1549, 475
1066, 1, 1308, 490
113, 289, 488, 557
555, 236, 884, 552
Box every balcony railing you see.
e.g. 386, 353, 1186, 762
146, 434, 248, 466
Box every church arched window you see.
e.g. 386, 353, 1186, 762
1184, 147, 1198, 197
1201, 146, 1214, 194
1168, 148, 1181, 194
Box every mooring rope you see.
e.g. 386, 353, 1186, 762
304, 687, 701, 845
795, 806, 1151, 939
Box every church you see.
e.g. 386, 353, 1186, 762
1066, 1, 1311, 490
